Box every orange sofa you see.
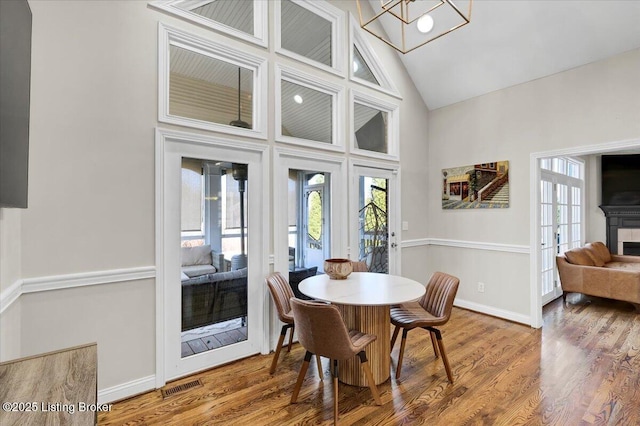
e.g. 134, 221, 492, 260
556, 241, 640, 311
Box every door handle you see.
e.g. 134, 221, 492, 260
391, 243, 397, 248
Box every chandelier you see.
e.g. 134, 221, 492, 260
355, 0, 472, 54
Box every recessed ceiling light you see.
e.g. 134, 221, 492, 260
417, 14, 434, 34
294, 94, 303, 104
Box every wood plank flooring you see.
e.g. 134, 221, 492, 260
99, 295, 640, 425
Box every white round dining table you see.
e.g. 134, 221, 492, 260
299, 272, 425, 386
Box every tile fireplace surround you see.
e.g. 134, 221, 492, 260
618, 228, 640, 255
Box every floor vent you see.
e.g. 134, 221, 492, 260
161, 379, 203, 399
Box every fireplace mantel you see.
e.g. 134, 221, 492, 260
599, 205, 640, 254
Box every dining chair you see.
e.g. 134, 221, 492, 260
290, 298, 382, 425
390, 271, 459, 382
266, 272, 323, 378
351, 261, 369, 272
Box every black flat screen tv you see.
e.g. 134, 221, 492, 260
0, 0, 32, 208
601, 154, 640, 206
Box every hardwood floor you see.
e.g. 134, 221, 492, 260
99, 295, 640, 425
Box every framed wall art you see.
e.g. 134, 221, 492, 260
442, 161, 509, 209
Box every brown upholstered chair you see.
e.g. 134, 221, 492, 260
266, 272, 323, 378
290, 298, 381, 425
351, 261, 369, 272
390, 271, 459, 382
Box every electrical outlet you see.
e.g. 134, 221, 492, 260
478, 282, 485, 293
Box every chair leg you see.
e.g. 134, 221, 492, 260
429, 330, 440, 358
358, 351, 381, 405
287, 324, 295, 352
390, 326, 400, 351
332, 359, 339, 425
270, 324, 292, 374
316, 355, 324, 380
395, 328, 409, 379
291, 351, 312, 404
429, 327, 453, 383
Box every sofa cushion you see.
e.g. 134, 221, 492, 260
604, 261, 640, 272
590, 241, 612, 263
182, 244, 213, 267
183, 264, 217, 278
584, 243, 605, 267
564, 248, 595, 266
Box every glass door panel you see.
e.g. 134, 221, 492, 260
351, 165, 399, 275
540, 179, 555, 300
540, 164, 584, 305
180, 159, 248, 359
288, 171, 330, 272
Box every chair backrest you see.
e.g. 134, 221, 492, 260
266, 272, 295, 323
419, 271, 459, 321
351, 261, 369, 272
290, 298, 364, 361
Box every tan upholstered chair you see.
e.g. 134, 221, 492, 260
351, 261, 369, 272
290, 298, 381, 425
390, 272, 459, 382
265, 273, 323, 378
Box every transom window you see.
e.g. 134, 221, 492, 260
540, 157, 583, 179
150, 0, 268, 47
275, 0, 345, 75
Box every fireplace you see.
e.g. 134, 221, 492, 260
599, 155, 640, 254
599, 206, 640, 255
623, 242, 640, 256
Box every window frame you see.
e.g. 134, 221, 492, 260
274, 0, 345, 77
149, 0, 268, 48
350, 89, 400, 160
275, 64, 345, 152
348, 14, 401, 98
158, 23, 268, 139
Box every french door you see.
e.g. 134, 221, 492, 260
350, 163, 400, 275
540, 170, 583, 304
157, 131, 267, 384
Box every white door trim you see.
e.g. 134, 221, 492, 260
155, 128, 270, 387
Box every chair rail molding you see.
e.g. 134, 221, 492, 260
426, 238, 530, 254
400, 238, 529, 254
0, 267, 156, 314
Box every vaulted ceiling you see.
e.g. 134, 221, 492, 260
392, 0, 640, 110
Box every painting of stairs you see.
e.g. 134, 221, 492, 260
483, 182, 509, 204
442, 161, 509, 209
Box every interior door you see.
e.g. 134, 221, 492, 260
351, 165, 399, 274
160, 136, 266, 383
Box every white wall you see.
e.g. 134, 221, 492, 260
427, 48, 640, 321
0, 209, 22, 360
0, 0, 432, 402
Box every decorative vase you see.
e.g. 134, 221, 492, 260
323, 258, 353, 280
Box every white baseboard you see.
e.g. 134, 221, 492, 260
454, 298, 531, 326
98, 375, 156, 404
